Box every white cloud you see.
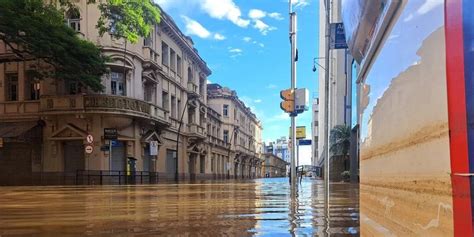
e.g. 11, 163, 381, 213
266, 84, 277, 89
181, 16, 226, 41
254, 99, 262, 103
229, 47, 243, 58
214, 33, 226, 40
268, 12, 284, 20
259, 43, 265, 48
200, 0, 250, 27
249, 9, 266, 19
181, 16, 211, 39
207, 79, 212, 84
268, 112, 290, 122
291, 0, 310, 9
229, 48, 242, 53
253, 19, 277, 35
417, 0, 443, 15
403, 13, 414, 22
243, 37, 252, 42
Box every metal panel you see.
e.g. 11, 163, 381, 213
111, 141, 125, 171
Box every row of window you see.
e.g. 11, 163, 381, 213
161, 42, 183, 76
4, 72, 41, 102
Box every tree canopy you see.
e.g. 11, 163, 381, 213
329, 125, 351, 157
0, 0, 161, 92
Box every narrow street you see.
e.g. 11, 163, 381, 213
0, 178, 359, 236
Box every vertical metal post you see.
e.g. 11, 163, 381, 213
297, 139, 300, 168
323, 0, 331, 232
109, 140, 112, 172
289, 1, 298, 189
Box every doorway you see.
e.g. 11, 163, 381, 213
111, 141, 126, 171
64, 141, 85, 173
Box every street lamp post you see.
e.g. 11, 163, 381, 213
289, 0, 298, 191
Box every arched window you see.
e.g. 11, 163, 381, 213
66, 8, 81, 32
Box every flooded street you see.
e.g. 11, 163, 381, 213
0, 178, 359, 236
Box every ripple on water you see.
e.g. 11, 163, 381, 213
0, 178, 359, 236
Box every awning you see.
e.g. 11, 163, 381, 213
0, 122, 38, 138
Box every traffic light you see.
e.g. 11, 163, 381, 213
280, 89, 294, 113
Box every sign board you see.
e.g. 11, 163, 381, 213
86, 134, 94, 144
289, 126, 306, 139
104, 128, 118, 140
298, 139, 312, 146
150, 141, 159, 156
0, 138, 3, 148
85, 145, 94, 154
330, 23, 348, 49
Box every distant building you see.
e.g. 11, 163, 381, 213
207, 83, 264, 179
262, 153, 287, 178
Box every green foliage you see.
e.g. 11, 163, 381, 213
0, 0, 162, 91
89, 0, 161, 43
0, 0, 108, 91
329, 125, 351, 157
341, 170, 350, 181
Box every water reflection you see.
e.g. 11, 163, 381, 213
0, 178, 359, 236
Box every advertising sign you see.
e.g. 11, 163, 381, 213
330, 23, 348, 49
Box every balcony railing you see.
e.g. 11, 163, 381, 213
187, 123, 206, 138
208, 135, 228, 147
40, 94, 169, 125
0, 101, 40, 118
187, 82, 199, 97
142, 46, 159, 67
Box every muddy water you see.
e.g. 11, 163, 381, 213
0, 178, 359, 236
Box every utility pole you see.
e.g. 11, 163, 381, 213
289, 0, 297, 189
323, 0, 331, 228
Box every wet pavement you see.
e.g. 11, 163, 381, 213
0, 178, 359, 236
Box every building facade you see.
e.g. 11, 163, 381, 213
207, 84, 264, 179
262, 153, 287, 178
0, 2, 263, 185
316, 0, 353, 177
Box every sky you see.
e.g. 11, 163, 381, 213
155, 0, 320, 143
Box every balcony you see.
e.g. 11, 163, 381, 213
207, 134, 228, 148
142, 46, 160, 70
40, 94, 170, 126
187, 82, 200, 99
0, 101, 40, 120
186, 123, 206, 139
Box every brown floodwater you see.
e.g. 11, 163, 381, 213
0, 178, 359, 236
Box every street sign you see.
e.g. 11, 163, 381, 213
86, 134, 94, 144
298, 139, 312, 146
85, 145, 93, 154
289, 126, 306, 139
330, 23, 348, 49
150, 141, 159, 156
104, 128, 118, 140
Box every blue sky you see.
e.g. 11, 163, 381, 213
155, 0, 320, 142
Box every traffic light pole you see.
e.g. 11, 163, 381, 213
289, 2, 297, 190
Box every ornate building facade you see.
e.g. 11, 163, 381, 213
0, 2, 265, 185
207, 84, 264, 179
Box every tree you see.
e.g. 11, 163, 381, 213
329, 125, 351, 157
0, 0, 161, 91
